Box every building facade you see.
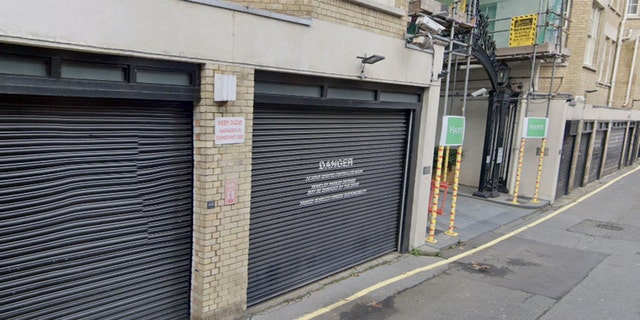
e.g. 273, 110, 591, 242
431, 0, 640, 203
0, 0, 445, 319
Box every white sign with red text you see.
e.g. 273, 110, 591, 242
215, 117, 245, 145
224, 179, 238, 205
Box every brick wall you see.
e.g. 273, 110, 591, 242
614, 40, 635, 106
232, 0, 314, 17
537, 0, 614, 107
192, 63, 254, 320
231, 0, 409, 39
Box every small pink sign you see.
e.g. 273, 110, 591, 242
225, 179, 238, 205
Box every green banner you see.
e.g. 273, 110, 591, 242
523, 117, 548, 138
439, 116, 465, 146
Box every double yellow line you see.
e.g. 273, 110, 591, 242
297, 165, 640, 320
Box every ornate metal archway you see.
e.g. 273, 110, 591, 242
448, 6, 514, 198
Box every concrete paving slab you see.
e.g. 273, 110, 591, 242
447, 236, 609, 299
568, 219, 640, 242
248, 253, 447, 320
539, 248, 640, 320
424, 190, 537, 250
334, 274, 556, 320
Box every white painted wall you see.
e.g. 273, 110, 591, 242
508, 98, 567, 201
407, 44, 445, 249
433, 96, 489, 188
0, 0, 434, 86
0, 0, 448, 250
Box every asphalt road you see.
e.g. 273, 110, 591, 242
331, 170, 640, 320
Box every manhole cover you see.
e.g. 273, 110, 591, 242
568, 219, 640, 241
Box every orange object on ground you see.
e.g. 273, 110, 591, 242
428, 179, 449, 216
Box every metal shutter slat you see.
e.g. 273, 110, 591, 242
588, 131, 606, 183
248, 105, 409, 305
573, 133, 590, 188
604, 128, 625, 176
0, 101, 192, 319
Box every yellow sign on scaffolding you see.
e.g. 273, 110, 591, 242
509, 14, 538, 47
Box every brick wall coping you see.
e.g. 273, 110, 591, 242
185, 0, 312, 26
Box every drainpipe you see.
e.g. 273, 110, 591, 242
608, 2, 629, 107
624, 35, 640, 107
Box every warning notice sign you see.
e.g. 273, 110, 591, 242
509, 14, 537, 47
215, 117, 245, 145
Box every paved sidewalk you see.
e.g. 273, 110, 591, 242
248, 183, 549, 319
420, 184, 547, 251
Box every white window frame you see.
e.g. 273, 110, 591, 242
585, 5, 602, 67
598, 37, 615, 85
629, 0, 639, 15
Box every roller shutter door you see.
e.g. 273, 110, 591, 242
573, 133, 589, 188
0, 99, 192, 319
248, 105, 410, 305
624, 125, 636, 166
556, 132, 574, 199
603, 128, 625, 176
588, 131, 606, 183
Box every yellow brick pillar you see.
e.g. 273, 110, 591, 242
191, 64, 254, 320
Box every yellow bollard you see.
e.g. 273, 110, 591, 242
445, 145, 462, 237
511, 137, 526, 204
444, 146, 450, 179
531, 138, 546, 203
426, 145, 445, 244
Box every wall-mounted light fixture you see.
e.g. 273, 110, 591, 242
357, 54, 385, 79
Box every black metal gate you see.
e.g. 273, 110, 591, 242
603, 124, 626, 177
248, 105, 410, 305
556, 122, 575, 199
0, 98, 193, 319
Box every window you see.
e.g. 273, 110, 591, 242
479, 3, 497, 32
584, 5, 602, 67
611, 0, 620, 12
598, 37, 615, 84
629, 0, 638, 14
0, 54, 47, 77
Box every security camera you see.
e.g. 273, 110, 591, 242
470, 88, 488, 97
416, 15, 445, 34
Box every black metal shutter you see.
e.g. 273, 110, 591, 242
573, 133, 590, 188
624, 125, 636, 166
604, 128, 625, 176
0, 99, 192, 319
248, 105, 410, 305
588, 131, 606, 183
556, 133, 575, 199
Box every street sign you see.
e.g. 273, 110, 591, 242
523, 117, 548, 138
439, 116, 465, 146
509, 14, 538, 47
